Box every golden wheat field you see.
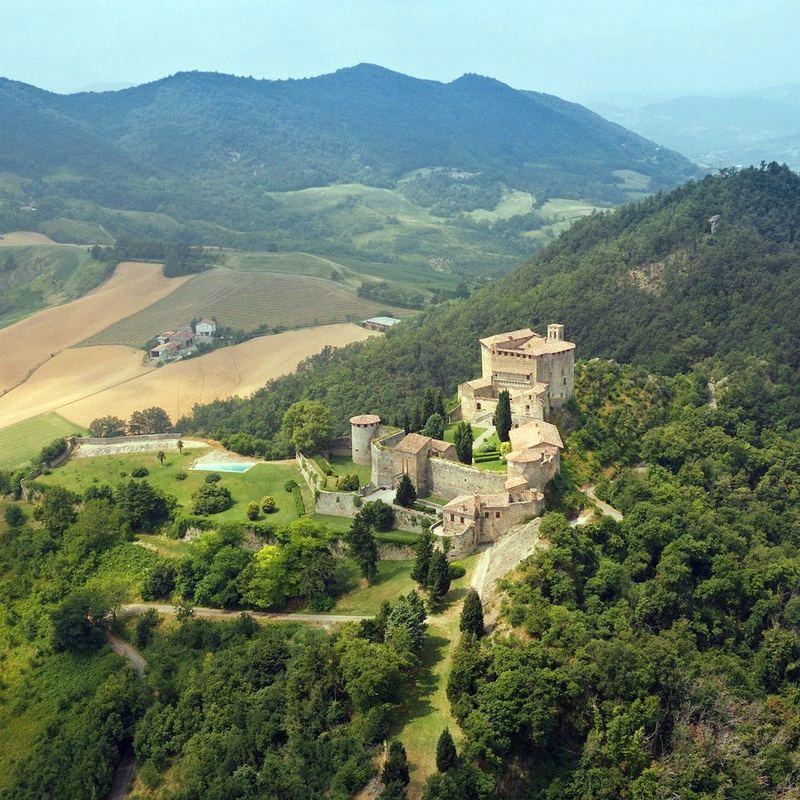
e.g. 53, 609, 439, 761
81, 267, 403, 347
58, 324, 378, 426
0, 261, 188, 394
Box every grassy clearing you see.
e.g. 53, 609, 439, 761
466, 189, 534, 222
37, 452, 303, 526
0, 413, 86, 470
0, 244, 111, 329
135, 533, 193, 559
443, 423, 486, 443
80, 267, 406, 348
332, 559, 416, 615
393, 552, 480, 795
327, 454, 373, 486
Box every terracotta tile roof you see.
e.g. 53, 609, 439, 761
479, 328, 535, 347
505, 475, 529, 490
519, 336, 576, 355
509, 420, 564, 451
350, 414, 381, 425
395, 432, 432, 454
429, 439, 454, 454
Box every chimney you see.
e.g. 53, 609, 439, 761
547, 324, 564, 342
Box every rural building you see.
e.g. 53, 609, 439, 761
150, 322, 198, 362
458, 324, 575, 426
362, 316, 401, 332
195, 317, 217, 337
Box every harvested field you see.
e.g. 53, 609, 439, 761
0, 346, 150, 428
81, 267, 405, 348
0, 230, 60, 246
0, 261, 188, 394
55, 323, 378, 426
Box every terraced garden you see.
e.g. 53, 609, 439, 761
80, 267, 406, 347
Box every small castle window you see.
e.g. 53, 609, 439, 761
476, 402, 481, 410
484, 512, 489, 518
495, 511, 501, 519
460, 516, 465, 524
450, 514, 454, 522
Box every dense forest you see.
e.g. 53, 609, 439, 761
0, 65, 698, 274
182, 164, 800, 454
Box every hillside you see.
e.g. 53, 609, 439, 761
0, 65, 698, 277
183, 163, 800, 449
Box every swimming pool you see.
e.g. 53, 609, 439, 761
190, 461, 257, 474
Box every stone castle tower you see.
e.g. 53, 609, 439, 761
349, 414, 381, 465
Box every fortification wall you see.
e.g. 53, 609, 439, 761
314, 490, 360, 517
429, 458, 507, 499
432, 522, 477, 561
371, 430, 405, 486
326, 436, 352, 457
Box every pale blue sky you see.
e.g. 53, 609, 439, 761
0, 0, 796, 102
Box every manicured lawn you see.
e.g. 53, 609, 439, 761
332, 559, 416, 615
0, 413, 87, 470
38, 452, 303, 526
328, 454, 373, 486
443, 423, 485, 443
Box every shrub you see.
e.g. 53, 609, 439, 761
141, 562, 177, 600
284, 478, 298, 492
448, 562, 466, 580
360, 499, 396, 531
246, 501, 260, 521
337, 473, 360, 491
167, 513, 212, 539
131, 466, 150, 478
175, 470, 187, 480
192, 483, 233, 515
3, 504, 25, 527
204, 472, 221, 484
261, 496, 277, 514
37, 437, 68, 465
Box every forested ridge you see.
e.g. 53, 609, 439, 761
183, 164, 800, 453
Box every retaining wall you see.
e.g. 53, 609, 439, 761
75, 433, 182, 445
371, 430, 405, 486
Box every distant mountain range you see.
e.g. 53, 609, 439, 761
592, 84, 800, 170
0, 65, 699, 275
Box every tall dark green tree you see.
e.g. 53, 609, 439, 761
346, 514, 378, 583
395, 474, 417, 507
411, 529, 434, 585
452, 422, 473, 465
422, 413, 445, 440
426, 549, 451, 606
382, 740, 410, 789
460, 588, 485, 637
433, 388, 447, 419
493, 389, 512, 442
435, 728, 457, 772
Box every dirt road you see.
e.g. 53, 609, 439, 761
107, 632, 146, 677
122, 602, 368, 625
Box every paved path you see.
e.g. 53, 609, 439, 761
580, 484, 624, 522
473, 424, 497, 449
122, 602, 369, 625
107, 632, 146, 677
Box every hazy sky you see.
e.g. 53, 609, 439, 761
1, 0, 797, 103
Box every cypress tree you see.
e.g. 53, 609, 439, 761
433, 388, 446, 418
494, 389, 512, 442
426, 549, 451, 606
459, 588, 485, 637
382, 740, 410, 787
395, 474, 417, 507
346, 515, 378, 583
453, 421, 473, 465
410, 529, 434, 585
435, 728, 457, 772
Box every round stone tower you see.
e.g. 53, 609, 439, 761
349, 414, 381, 465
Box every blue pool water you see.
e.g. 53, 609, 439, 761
191, 462, 257, 474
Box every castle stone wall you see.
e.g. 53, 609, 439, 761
371, 430, 405, 486
432, 522, 477, 561
428, 458, 507, 499
314, 490, 360, 517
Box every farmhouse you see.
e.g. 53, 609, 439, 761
195, 317, 217, 337
362, 315, 401, 332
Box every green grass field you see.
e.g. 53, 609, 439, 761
37, 451, 303, 525
332, 559, 416, 614
0, 413, 87, 470
80, 267, 406, 347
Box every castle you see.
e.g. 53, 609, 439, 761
339, 324, 574, 558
